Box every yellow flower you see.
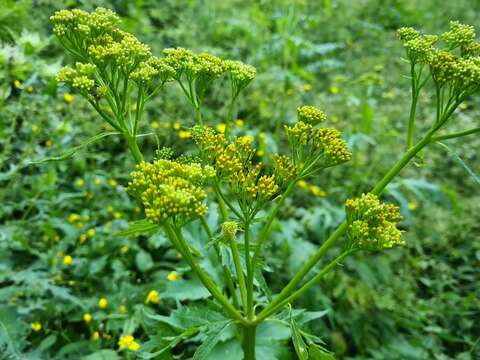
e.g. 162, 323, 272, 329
63, 92, 74, 103
121, 246, 129, 254
256, 150, 265, 157
26, 86, 33, 93
298, 180, 308, 189
107, 206, 114, 213
119, 304, 127, 314
303, 83, 312, 92
109, 179, 118, 188
459, 102, 468, 110
216, 123, 226, 133
235, 119, 244, 128
92, 331, 100, 341
330, 85, 339, 94
173, 122, 181, 130
87, 228, 95, 237
167, 271, 179, 281
132, 103, 137, 112
113, 212, 122, 219
151, 121, 160, 129
45, 139, 53, 147
145, 290, 160, 304
83, 313, 92, 323
14, 80, 22, 88
32, 125, 39, 134
98, 298, 108, 309
118, 335, 140, 351
75, 178, 85, 187
163, 121, 172, 129
408, 202, 418, 210
178, 130, 191, 139
63, 255, 73, 266
309, 185, 326, 197
79, 234, 87, 244
69, 213, 80, 223
31, 322, 42, 332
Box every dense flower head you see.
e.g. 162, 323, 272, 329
285, 121, 351, 170
271, 153, 297, 186
56, 62, 96, 93
131, 56, 175, 83
221, 221, 238, 240
224, 60, 256, 83
345, 193, 404, 250
442, 21, 476, 48
128, 159, 215, 224
50, 7, 120, 37
397, 27, 420, 42
297, 105, 327, 125
163, 47, 197, 75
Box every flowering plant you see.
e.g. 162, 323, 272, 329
51, 10, 480, 359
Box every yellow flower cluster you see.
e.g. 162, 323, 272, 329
285, 116, 351, 172
221, 221, 238, 240
192, 126, 279, 202
271, 154, 297, 186
297, 105, 327, 125
56, 63, 96, 93
345, 193, 404, 250
398, 22, 480, 90
118, 335, 140, 351
128, 159, 215, 223
145, 290, 160, 304
50, 8, 120, 36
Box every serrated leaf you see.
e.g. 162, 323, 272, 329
290, 318, 309, 360
163, 278, 210, 301
192, 321, 232, 360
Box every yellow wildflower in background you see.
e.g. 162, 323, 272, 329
83, 313, 92, 323
216, 123, 226, 133
31, 322, 42, 332
145, 290, 160, 304
303, 83, 312, 91
63, 255, 73, 265
14, 80, 22, 88
178, 130, 191, 139
75, 178, 85, 187
118, 335, 140, 351
119, 304, 127, 314
173, 122, 181, 130
121, 246, 129, 254
309, 185, 326, 197
408, 202, 418, 210
167, 271, 179, 281
330, 85, 339, 94
235, 119, 244, 127
98, 298, 108, 309
109, 179, 118, 188
151, 121, 160, 129
298, 180, 308, 189
87, 228, 95, 237
92, 331, 100, 341
63, 92, 74, 103
69, 213, 80, 223
26, 86, 33, 93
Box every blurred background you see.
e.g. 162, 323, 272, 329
0, 0, 479, 359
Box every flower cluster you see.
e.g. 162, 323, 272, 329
297, 105, 327, 125
118, 335, 140, 351
221, 221, 238, 240
56, 63, 97, 93
345, 193, 404, 250
128, 159, 215, 224
285, 106, 351, 176
398, 21, 480, 93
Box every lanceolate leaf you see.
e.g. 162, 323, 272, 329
192, 321, 232, 360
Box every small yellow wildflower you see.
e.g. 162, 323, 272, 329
408, 202, 418, 210
309, 185, 326, 197
75, 178, 85, 188
107, 206, 114, 213
31, 322, 42, 332
26, 86, 33, 93
163, 122, 171, 129
459, 103, 468, 110
83, 313, 92, 323
121, 246, 129, 254
303, 83, 312, 92
151, 121, 160, 129
331, 115, 339, 123
87, 228, 95, 238
167, 271, 179, 281
298, 180, 308, 189
63, 255, 73, 266
216, 123, 226, 133
98, 298, 108, 309
118, 335, 140, 351
14, 80, 22, 88
63, 92, 74, 103
173, 122, 181, 130
109, 179, 118, 188
92, 331, 100, 341
69, 213, 80, 223
145, 290, 160, 304
178, 130, 191, 139
113, 212, 122, 219
330, 85, 339, 94
256, 150, 265, 157
235, 119, 244, 128
119, 304, 127, 314
45, 140, 52, 148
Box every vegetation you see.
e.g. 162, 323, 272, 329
1, 1, 479, 359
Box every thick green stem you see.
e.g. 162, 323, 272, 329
164, 224, 245, 323
230, 235, 249, 315
126, 135, 144, 164
244, 222, 254, 319
242, 324, 257, 360
407, 63, 419, 149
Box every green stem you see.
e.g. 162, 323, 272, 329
242, 324, 257, 360
196, 105, 203, 126
255, 251, 351, 323
125, 135, 144, 164
224, 98, 235, 138
200, 218, 240, 309
165, 224, 245, 323
407, 63, 418, 149
430, 127, 480, 142
230, 234, 249, 315
244, 222, 254, 320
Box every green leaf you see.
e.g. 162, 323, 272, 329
28, 132, 120, 165
81, 349, 121, 360
309, 346, 336, 360
290, 318, 309, 360
436, 142, 480, 185
136, 250, 154, 272
192, 321, 232, 360
163, 278, 211, 301
117, 219, 160, 237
